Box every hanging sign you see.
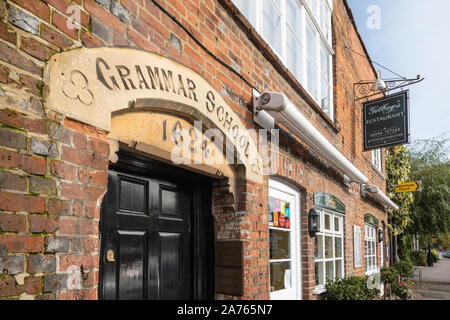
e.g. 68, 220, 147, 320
363, 91, 410, 151
395, 180, 423, 193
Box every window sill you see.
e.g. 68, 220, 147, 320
313, 285, 327, 295
372, 164, 386, 180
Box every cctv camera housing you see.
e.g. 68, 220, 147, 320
255, 92, 288, 112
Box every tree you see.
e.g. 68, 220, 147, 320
408, 135, 450, 243
386, 145, 414, 235
386, 145, 414, 262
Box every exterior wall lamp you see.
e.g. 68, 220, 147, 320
378, 228, 384, 243
308, 209, 320, 237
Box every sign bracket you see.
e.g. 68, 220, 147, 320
353, 75, 424, 105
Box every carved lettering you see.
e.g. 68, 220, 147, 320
206, 91, 215, 112
116, 65, 137, 90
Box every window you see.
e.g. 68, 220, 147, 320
269, 179, 301, 300
372, 149, 382, 172
365, 224, 377, 274
232, 0, 334, 120
314, 209, 344, 290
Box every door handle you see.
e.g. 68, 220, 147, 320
106, 249, 115, 262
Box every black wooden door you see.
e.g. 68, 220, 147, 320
99, 152, 213, 300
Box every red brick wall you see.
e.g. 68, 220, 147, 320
0, 0, 388, 300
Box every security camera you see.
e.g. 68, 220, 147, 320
254, 92, 288, 112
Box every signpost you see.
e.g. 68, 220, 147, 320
363, 91, 410, 151
395, 181, 423, 194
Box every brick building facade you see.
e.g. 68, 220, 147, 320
0, 0, 395, 300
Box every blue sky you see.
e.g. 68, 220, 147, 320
347, 0, 450, 145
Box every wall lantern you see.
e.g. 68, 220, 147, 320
308, 209, 320, 237
378, 228, 384, 243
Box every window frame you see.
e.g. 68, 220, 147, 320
232, 0, 335, 121
364, 223, 378, 275
372, 148, 382, 172
268, 179, 302, 300
313, 208, 345, 294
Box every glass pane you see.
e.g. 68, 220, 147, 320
270, 261, 291, 292
365, 257, 368, 272
335, 237, 342, 258
233, 0, 257, 27
324, 213, 331, 230
321, 77, 329, 113
320, 0, 331, 40
320, 45, 329, 80
270, 229, 290, 260
315, 261, 324, 286
326, 261, 334, 281
334, 217, 340, 232
306, 21, 316, 59
307, 58, 318, 100
286, 28, 302, 83
335, 259, 342, 279
262, 1, 282, 57
272, 0, 282, 8
325, 236, 333, 259
315, 234, 324, 259
286, 0, 302, 35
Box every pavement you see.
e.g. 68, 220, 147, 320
412, 258, 450, 300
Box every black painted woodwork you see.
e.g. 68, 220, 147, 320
99, 151, 213, 300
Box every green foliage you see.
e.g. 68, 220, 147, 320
392, 261, 413, 280
380, 266, 398, 285
409, 251, 426, 266
386, 145, 414, 235
408, 135, 450, 238
325, 276, 380, 300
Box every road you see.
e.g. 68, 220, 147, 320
412, 257, 450, 300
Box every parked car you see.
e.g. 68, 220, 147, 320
443, 251, 450, 258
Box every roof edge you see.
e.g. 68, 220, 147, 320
342, 0, 378, 79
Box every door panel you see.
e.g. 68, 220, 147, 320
118, 177, 148, 214
117, 230, 147, 300
99, 153, 213, 300
159, 232, 182, 299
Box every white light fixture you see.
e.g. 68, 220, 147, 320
375, 70, 387, 91
362, 184, 399, 211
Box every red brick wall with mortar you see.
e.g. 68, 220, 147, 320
0, 0, 388, 300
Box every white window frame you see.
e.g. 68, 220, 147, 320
232, 0, 335, 120
372, 148, 382, 172
364, 223, 378, 275
268, 179, 302, 300
313, 208, 344, 294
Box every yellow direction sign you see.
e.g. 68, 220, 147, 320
395, 181, 423, 193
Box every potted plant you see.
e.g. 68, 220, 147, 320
392, 279, 414, 300
380, 267, 399, 298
